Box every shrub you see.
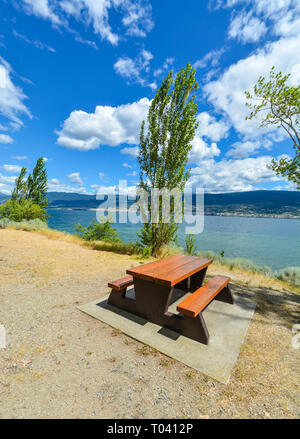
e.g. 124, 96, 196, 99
185, 234, 197, 256
0, 218, 48, 231
75, 219, 120, 242
88, 240, 141, 255
0, 198, 47, 222
275, 267, 300, 286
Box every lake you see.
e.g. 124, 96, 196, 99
47, 208, 300, 271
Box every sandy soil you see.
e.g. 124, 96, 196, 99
0, 229, 299, 419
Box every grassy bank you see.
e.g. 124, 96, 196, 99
1, 220, 299, 293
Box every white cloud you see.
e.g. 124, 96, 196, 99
0, 134, 13, 144
123, 162, 132, 168
0, 57, 31, 127
56, 98, 150, 150
2, 164, 22, 173
189, 155, 282, 192
12, 29, 56, 52
12, 156, 28, 160
127, 170, 137, 177
153, 57, 175, 77
114, 49, 154, 88
228, 11, 267, 43
19, 0, 153, 46
0, 172, 18, 195
189, 138, 221, 164
22, 0, 62, 25
204, 34, 300, 139
67, 172, 83, 186
47, 177, 88, 193
225, 139, 272, 158
194, 48, 225, 69
98, 172, 105, 179
196, 112, 229, 142
218, 0, 300, 40
120, 146, 139, 158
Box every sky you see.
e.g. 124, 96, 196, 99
0, 0, 299, 195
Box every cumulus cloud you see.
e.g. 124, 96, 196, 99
196, 112, 229, 142
189, 155, 282, 193
0, 57, 31, 127
67, 172, 83, 186
194, 48, 226, 69
204, 34, 300, 139
0, 134, 13, 144
2, 164, 22, 173
18, 0, 153, 46
153, 57, 175, 77
228, 11, 267, 43
114, 49, 155, 88
0, 172, 18, 194
225, 139, 273, 158
48, 177, 88, 193
189, 138, 221, 164
120, 146, 139, 158
12, 156, 28, 160
56, 98, 150, 150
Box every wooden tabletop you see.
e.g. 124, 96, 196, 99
127, 254, 213, 287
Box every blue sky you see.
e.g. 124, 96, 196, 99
0, 0, 299, 195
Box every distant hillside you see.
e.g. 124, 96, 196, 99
1, 190, 299, 218
47, 190, 300, 218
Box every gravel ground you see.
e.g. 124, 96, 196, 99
0, 229, 299, 419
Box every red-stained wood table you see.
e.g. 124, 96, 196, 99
107, 255, 215, 343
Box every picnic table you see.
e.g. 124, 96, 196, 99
107, 255, 234, 344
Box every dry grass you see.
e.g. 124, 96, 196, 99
0, 228, 299, 419
10, 226, 299, 294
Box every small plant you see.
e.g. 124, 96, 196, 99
75, 219, 120, 242
185, 234, 197, 256
275, 267, 300, 287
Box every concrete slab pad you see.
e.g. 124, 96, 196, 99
78, 290, 256, 384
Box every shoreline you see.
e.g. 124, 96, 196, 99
47, 207, 300, 220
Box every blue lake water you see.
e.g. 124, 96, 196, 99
47, 208, 300, 271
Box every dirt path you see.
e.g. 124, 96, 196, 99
0, 229, 299, 418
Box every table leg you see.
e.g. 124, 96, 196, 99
190, 267, 208, 292
214, 284, 234, 304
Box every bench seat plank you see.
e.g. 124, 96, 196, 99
108, 275, 133, 291
177, 275, 230, 318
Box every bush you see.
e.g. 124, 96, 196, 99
0, 198, 47, 222
75, 219, 120, 242
275, 267, 300, 286
185, 234, 198, 256
0, 218, 48, 231
88, 240, 141, 255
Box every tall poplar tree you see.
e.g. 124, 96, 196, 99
138, 63, 199, 255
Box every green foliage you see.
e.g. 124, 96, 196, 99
11, 167, 27, 201
185, 234, 197, 256
6, 157, 48, 223
87, 240, 141, 256
138, 63, 199, 255
245, 67, 300, 188
0, 218, 48, 231
275, 266, 300, 286
75, 219, 120, 242
0, 198, 47, 222
27, 157, 48, 209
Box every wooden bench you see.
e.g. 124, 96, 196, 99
177, 275, 233, 318
108, 275, 133, 291
107, 275, 134, 309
